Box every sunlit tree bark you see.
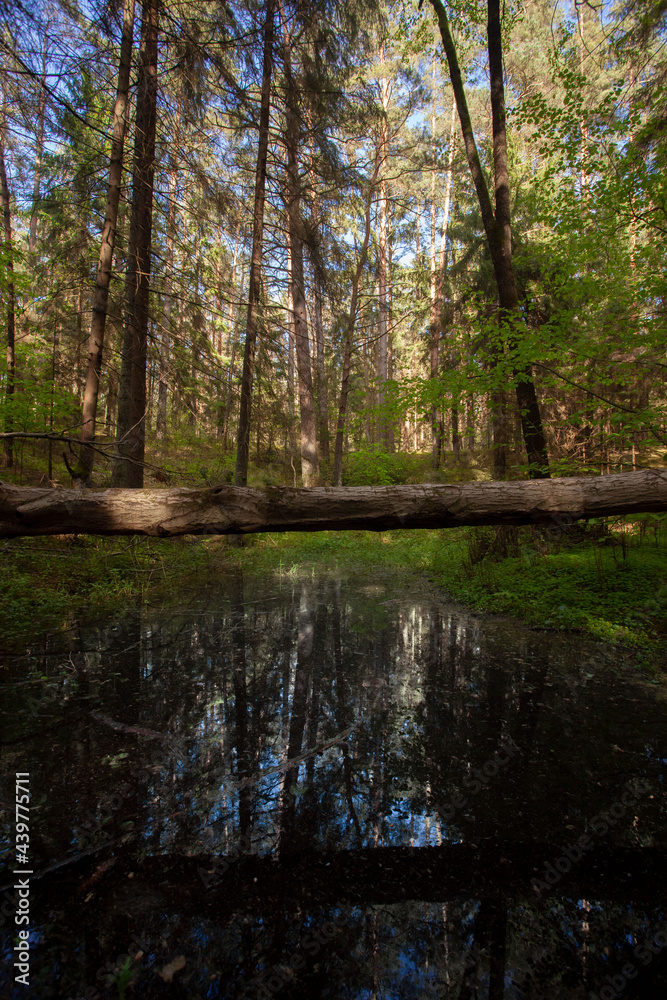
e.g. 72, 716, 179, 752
429, 0, 551, 478
377, 64, 392, 452
234, 0, 276, 488
112, 0, 158, 488
77, 0, 135, 483
283, 30, 318, 485
2, 470, 663, 537
0, 78, 16, 470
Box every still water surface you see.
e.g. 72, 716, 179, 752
1, 567, 666, 998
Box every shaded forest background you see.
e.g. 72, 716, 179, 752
0, 0, 665, 491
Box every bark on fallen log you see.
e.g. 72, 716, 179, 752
0, 469, 665, 538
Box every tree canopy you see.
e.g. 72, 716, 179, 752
0, 0, 664, 490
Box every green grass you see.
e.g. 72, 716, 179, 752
442, 531, 667, 647
221, 517, 667, 661
0, 535, 213, 653
3, 517, 666, 667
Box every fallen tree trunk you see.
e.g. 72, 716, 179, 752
0, 469, 665, 538
24, 842, 667, 912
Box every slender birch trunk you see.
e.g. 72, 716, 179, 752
577, 3, 589, 205
305, 119, 330, 464
28, 25, 49, 254
188, 236, 202, 434
438, 98, 457, 288
333, 151, 381, 486
286, 218, 318, 484
429, 57, 440, 467
286, 238, 297, 471
222, 264, 244, 454
310, 255, 329, 462
487, 0, 549, 477
440, 97, 458, 461
219, 223, 243, 447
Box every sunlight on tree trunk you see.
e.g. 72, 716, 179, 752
234, 0, 275, 490
78, 0, 135, 484
0, 78, 16, 471
112, 0, 158, 488
429, 0, 550, 478
283, 27, 318, 486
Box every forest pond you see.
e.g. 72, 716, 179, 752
1, 567, 667, 999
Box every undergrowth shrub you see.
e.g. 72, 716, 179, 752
465, 525, 521, 567
342, 449, 428, 486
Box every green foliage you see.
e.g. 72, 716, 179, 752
0, 238, 29, 298
3, 513, 664, 667
0, 343, 79, 435
448, 516, 667, 653
341, 447, 427, 485
0, 536, 213, 653
112, 956, 133, 999
223, 518, 666, 664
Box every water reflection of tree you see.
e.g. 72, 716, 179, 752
6, 572, 667, 998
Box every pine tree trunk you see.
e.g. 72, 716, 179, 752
377, 72, 391, 453
78, 0, 135, 482
0, 85, 16, 470
430, 58, 441, 468
333, 152, 381, 486
28, 27, 49, 254
429, 0, 550, 478
283, 42, 318, 486
112, 0, 158, 488
234, 0, 275, 488
156, 91, 180, 443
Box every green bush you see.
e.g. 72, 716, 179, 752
342, 448, 425, 486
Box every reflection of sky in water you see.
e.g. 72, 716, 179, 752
1, 570, 667, 998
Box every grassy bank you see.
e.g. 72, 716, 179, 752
0, 535, 212, 653
226, 517, 667, 664
2, 515, 665, 665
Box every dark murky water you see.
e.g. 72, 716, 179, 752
1, 568, 667, 998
